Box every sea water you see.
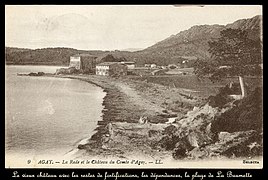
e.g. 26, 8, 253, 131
5, 65, 106, 167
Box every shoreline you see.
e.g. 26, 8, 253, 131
13, 72, 263, 165
7, 70, 263, 168
16, 72, 219, 161
53, 74, 201, 160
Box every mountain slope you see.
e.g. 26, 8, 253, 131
139, 15, 262, 62
5, 15, 262, 66
226, 15, 262, 41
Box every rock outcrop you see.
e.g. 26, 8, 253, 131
55, 67, 80, 75
158, 87, 263, 160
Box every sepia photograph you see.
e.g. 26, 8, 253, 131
5, 5, 263, 169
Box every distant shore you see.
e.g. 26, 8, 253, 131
6, 62, 68, 66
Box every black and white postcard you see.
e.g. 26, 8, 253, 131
5, 5, 263, 172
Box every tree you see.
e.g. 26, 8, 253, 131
194, 28, 262, 99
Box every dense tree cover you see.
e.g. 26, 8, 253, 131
5, 47, 106, 66
5, 47, 191, 67
194, 28, 262, 98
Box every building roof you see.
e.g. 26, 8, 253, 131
95, 54, 125, 63
70, 58, 80, 61
121, 61, 135, 64
96, 54, 108, 60
96, 62, 120, 66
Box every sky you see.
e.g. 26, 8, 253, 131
5, 5, 262, 51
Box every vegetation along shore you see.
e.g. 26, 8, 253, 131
46, 73, 262, 161
12, 14, 262, 162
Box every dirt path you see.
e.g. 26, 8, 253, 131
63, 74, 201, 120
45, 74, 262, 164
115, 81, 165, 114
56, 74, 202, 160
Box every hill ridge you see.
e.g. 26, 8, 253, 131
6, 15, 262, 66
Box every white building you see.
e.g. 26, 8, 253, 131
96, 62, 127, 76
69, 56, 81, 69
69, 54, 98, 73
120, 61, 135, 69
145, 64, 157, 68
150, 64, 157, 68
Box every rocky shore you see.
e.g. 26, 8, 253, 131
57, 74, 202, 160
39, 73, 262, 164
